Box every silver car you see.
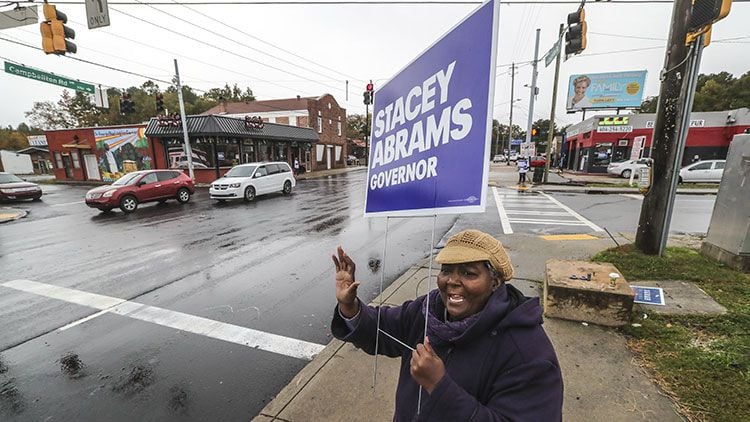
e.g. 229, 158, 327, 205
679, 160, 725, 183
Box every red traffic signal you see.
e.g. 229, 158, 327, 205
366, 82, 374, 92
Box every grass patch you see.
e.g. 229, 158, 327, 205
593, 245, 750, 421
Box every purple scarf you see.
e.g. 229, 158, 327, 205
422, 290, 484, 348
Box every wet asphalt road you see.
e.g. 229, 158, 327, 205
0, 170, 715, 421
0, 171, 456, 422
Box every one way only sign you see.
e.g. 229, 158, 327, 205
364, 0, 499, 217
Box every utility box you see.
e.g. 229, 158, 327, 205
701, 134, 750, 272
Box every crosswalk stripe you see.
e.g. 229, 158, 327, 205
1, 279, 325, 361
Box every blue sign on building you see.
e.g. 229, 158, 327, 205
510, 139, 523, 146
364, 0, 500, 217
631, 286, 665, 306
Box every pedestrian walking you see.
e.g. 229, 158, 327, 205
331, 230, 563, 421
293, 158, 300, 175
517, 157, 529, 184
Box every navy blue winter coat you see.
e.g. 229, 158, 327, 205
331, 283, 563, 421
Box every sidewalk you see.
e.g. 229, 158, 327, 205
488, 164, 718, 195
255, 230, 686, 421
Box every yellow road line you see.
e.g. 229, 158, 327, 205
541, 234, 598, 241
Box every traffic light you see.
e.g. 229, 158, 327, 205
688, 0, 732, 32
364, 81, 374, 105
120, 93, 135, 114
531, 128, 538, 137
155, 93, 165, 113
565, 7, 587, 56
40, 2, 76, 55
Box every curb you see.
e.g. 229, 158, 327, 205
0, 208, 28, 223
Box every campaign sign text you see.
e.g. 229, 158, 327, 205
364, 1, 499, 217
631, 286, 665, 306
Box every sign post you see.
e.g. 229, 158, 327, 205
4, 62, 94, 94
364, 0, 500, 217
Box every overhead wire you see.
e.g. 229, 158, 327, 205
168, 0, 366, 84
124, 0, 347, 95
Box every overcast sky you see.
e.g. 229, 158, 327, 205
0, 0, 748, 131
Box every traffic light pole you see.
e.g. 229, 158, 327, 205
524, 29, 541, 154
543, 24, 565, 183
507, 62, 515, 165
173, 59, 195, 181
635, 0, 693, 256
365, 103, 369, 167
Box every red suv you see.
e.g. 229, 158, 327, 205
85, 170, 194, 213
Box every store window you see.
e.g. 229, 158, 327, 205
54, 152, 63, 168
317, 117, 323, 133
592, 142, 613, 168
337, 121, 342, 136
71, 152, 81, 169
213, 140, 240, 167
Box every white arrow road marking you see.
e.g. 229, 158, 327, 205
2, 279, 325, 361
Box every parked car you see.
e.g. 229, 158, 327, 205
492, 154, 506, 163
679, 160, 725, 183
209, 162, 295, 202
346, 155, 360, 166
607, 158, 649, 178
530, 156, 547, 167
0, 172, 42, 201
508, 153, 519, 162
85, 170, 194, 213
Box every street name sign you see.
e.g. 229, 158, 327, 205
364, 0, 500, 217
86, 0, 111, 29
544, 39, 560, 68
4, 62, 95, 94
0, 6, 37, 30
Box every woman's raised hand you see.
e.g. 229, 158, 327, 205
332, 246, 360, 317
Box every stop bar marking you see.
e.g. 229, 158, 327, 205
1, 279, 325, 361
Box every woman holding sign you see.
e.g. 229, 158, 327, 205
331, 230, 563, 421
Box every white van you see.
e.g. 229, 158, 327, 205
209, 161, 295, 202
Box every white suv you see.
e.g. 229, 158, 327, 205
209, 162, 295, 202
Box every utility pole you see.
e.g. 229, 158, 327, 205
174, 59, 194, 181
507, 62, 515, 165
635, 0, 694, 256
544, 24, 564, 183
524, 28, 541, 153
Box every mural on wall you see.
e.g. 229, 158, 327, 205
94, 127, 151, 182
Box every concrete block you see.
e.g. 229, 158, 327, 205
701, 241, 750, 273
544, 260, 634, 327
630, 280, 727, 316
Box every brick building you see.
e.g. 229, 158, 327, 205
563, 108, 750, 173
202, 94, 347, 171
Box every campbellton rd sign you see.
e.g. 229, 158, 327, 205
4, 62, 95, 94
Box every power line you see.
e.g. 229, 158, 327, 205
122, 1, 346, 94
109, 5, 333, 98
17, 0, 750, 5
167, 0, 366, 84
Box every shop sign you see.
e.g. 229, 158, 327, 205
599, 116, 629, 126
27, 135, 48, 146
244, 116, 264, 130
617, 139, 629, 146
646, 119, 704, 128
157, 113, 182, 127
630, 136, 645, 160
597, 126, 633, 133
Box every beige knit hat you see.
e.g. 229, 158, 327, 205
435, 229, 514, 281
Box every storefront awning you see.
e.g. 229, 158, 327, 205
61, 144, 92, 149
144, 114, 319, 143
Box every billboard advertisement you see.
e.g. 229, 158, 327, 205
566, 70, 647, 111
94, 127, 151, 182
364, 0, 499, 217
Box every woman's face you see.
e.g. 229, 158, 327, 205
437, 262, 497, 320
574, 81, 589, 96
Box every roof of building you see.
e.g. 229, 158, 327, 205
565, 107, 750, 139
201, 96, 324, 115
144, 114, 319, 143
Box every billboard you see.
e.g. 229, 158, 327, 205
364, 0, 499, 217
566, 70, 647, 111
94, 127, 151, 182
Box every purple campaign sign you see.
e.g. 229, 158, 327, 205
364, 0, 499, 217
